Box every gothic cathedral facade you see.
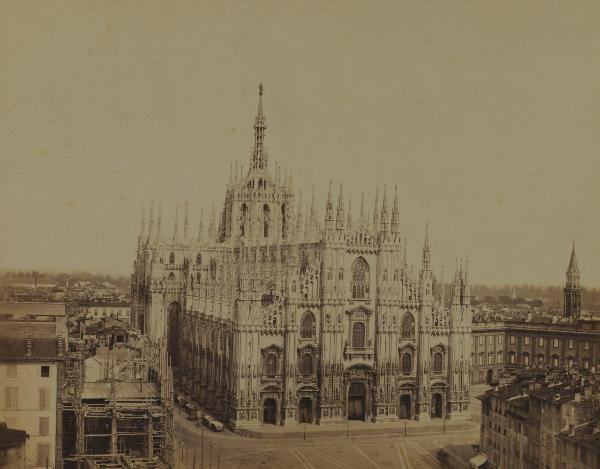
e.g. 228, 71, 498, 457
131, 85, 473, 428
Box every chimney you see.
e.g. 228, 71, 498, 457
57, 334, 63, 357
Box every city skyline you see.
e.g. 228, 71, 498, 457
1, 1, 599, 285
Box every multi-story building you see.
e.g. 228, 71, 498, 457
557, 418, 600, 469
472, 246, 600, 384
478, 368, 600, 469
76, 300, 131, 324
0, 302, 67, 468
131, 84, 474, 428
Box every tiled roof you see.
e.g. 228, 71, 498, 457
0, 337, 65, 361
0, 301, 65, 317
559, 422, 600, 454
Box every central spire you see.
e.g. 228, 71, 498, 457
251, 83, 268, 172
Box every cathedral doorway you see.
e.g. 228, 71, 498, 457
399, 395, 412, 420
263, 398, 277, 425
486, 369, 494, 385
298, 397, 313, 423
167, 302, 181, 367
431, 394, 443, 419
348, 382, 367, 421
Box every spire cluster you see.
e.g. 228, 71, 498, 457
450, 257, 470, 307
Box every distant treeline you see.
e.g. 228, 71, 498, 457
0, 270, 130, 289
471, 284, 600, 306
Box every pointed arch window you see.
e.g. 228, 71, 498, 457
196, 254, 202, 265
352, 322, 365, 348
433, 352, 443, 373
169, 252, 175, 264
266, 354, 277, 377
401, 352, 412, 373
351, 258, 369, 299
401, 313, 415, 338
300, 354, 313, 376
300, 311, 316, 338
263, 204, 270, 238
240, 203, 248, 237
281, 204, 286, 238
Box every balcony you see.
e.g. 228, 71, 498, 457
344, 346, 375, 361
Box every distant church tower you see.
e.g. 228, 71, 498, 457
564, 243, 581, 318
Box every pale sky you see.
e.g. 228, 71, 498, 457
1, 1, 599, 285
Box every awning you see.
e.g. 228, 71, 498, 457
469, 453, 488, 468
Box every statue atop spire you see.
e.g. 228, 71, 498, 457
336, 182, 345, 230
391, 185, 399, 233
325, 180, 334, 230
380, 186, 389, 233
422, 223, 431, 272
208, 203, 216, 241
198, 208, 204, 243
372, 188, 379, 233
173, 205, 179, 242
183, 201, 189, 241
346, 196, 353, 231
138, 205, 146, 248
147, 200, 154, 243
155, 201, 162, 242
251, 83, 267, 172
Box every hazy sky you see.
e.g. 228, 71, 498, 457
1, 1, 599, 285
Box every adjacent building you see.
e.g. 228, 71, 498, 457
75, 300, 131, 324
0, 302, 67, 468
478, 368, 600, 469
131, 84, 474, 428
472, 246, 600, 384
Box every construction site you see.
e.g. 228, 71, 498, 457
62, 328, 174, 469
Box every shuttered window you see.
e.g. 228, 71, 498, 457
5, 387, 18, 410
37, 444, 50, 466
6, 364, 17, 378
39, 417, 50, 436
39, 388, 49, 410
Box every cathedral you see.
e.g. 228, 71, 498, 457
131, 84, 473, 428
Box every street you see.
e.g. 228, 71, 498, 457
172, 385, 487, 469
